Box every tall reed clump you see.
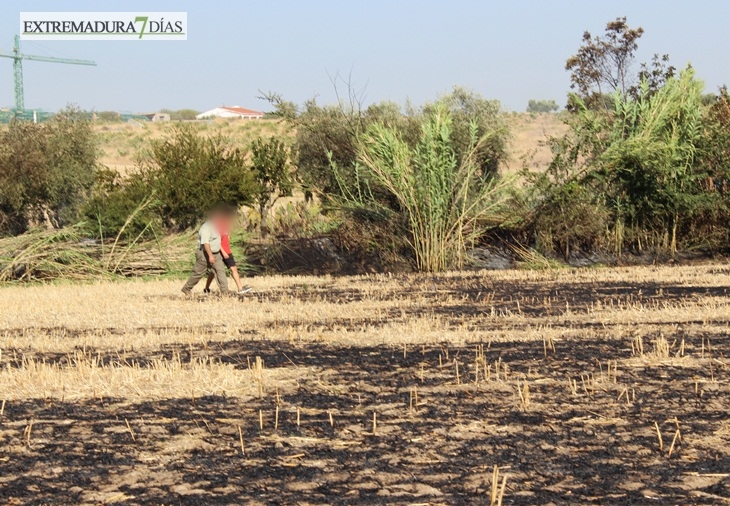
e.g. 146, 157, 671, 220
598, 67, 705, 254
353, 106, 511, 272
527, 66, 708, 258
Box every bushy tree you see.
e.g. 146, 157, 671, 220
527, 100, 560, 113
422, 87, 508, 181
140, 124, 255, 230
590, 69, 704, 253
517, 18, 708, 258
46, 109, 100, 226
525, 67, 709, 256
0, 107, 98, 236
82, 168, 160, 239
566, 17, 644, 106
250, 137, 293, 235
281, 98, 405, 200
566, 17, 676, 109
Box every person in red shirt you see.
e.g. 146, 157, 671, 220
204, 209, 251, 295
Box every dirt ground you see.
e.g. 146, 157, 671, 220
0, 265, 728, 504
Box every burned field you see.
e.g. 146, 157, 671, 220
0, 266, 729, 504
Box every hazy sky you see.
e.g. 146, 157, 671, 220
1, 1, 728, 113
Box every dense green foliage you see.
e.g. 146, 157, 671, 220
0, 108, 98, 236
262, 86, 511, 271
141, 125, 255, 230
6, 16, 730, 275
82, 168, 159, 240
527, 100, 560, 113
522, 66, 729, 257
86, 125, 256, 236
513, 17, 730, 259
250, 137, 294, 235
266, 86, 508, 204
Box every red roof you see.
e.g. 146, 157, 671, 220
220, 106, 264, 116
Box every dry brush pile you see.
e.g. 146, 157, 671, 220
0, 226, 192, 282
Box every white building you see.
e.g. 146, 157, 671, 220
144, 112, 170, 122
196, 106, 264, 120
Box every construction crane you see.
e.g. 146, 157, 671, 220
0, 34, 96, 112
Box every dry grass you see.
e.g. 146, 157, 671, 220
0, 263, 728, 503
505, 112, 569, 174
96, 113, 564, 177
95, 118, 290, 175
0, 264, 726, 410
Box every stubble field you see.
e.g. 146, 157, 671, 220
0, 265, 728, 504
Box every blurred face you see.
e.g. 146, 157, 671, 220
211, 212, 223, 226
213, 210, 235, 229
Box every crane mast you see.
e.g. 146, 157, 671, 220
0, 34, 96, 112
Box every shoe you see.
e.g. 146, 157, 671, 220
238, 286, 252, 294
181, 288, 192, 297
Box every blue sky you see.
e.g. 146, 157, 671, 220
1, 0, 728, 113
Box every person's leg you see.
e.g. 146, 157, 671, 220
230, 266, 243, 292
211, 253, 229, 292
204, 270, 215, 291
181, 250, 208, 294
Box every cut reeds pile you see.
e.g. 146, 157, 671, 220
0, 226, 192, 282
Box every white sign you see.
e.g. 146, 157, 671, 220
20, 12, 187, 41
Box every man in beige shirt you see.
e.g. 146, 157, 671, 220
181, 208, 229, 295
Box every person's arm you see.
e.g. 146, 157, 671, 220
199, 223, 216, 264
203, 243, 215, 264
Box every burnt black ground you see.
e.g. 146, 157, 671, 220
0, 334, 728, 505
1, 271, 729, 504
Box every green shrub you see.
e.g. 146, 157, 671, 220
265, 87, 509, 203
0, 107, 98, 236
140, 124, 256, 230
422, 87, 508, 180
250, 137, 294, 234
82, 168, 160, 240
523, 67, 712, 257
527, 100, 560, 113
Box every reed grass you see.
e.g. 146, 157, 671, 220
354, 106, 512, 272
0, 225, 191, 282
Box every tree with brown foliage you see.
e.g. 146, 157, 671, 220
566, 17, 644, 107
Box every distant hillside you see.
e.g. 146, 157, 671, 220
94, 114, 565, 176
504, 112, 569, 174
95, 118, 289, 175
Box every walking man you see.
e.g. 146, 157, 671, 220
203, 208, 251, 295
181, 207, 229, 295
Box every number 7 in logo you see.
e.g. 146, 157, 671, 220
135, 16, 148, 39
